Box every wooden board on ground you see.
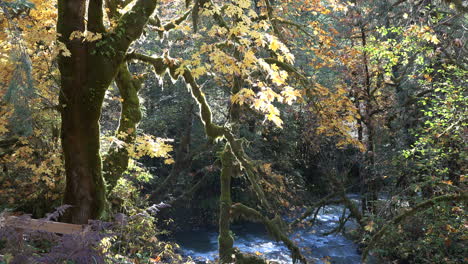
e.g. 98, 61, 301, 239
3, 215, 86, 234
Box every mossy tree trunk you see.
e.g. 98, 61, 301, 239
102, 63, 142, 193
218, 51, 242, 262
57, 0, 157, 224
231, 203, 306, 263
218, 145, 235, 263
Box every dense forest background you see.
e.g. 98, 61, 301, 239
0, 0, 466, 263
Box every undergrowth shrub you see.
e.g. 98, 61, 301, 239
370, 201, 466, 264
0, 178, 190, 264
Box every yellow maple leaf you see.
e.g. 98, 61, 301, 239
267, 113, 283, 128
0, 124, 8, 135
364, 221, 375, 232
164, 158, 175, 165
269, 38, 280, 52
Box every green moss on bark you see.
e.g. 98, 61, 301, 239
218, 145, 235, 263
103, 63, 142, 193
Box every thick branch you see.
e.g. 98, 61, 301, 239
322, 210, 351, 236
105, 0, 134, 19
110, 0, 157, 55
0, 136, 21, 157
101, 0, 150, 194
263, 58, 310, 87
88, 0, 106, 33
127, 52, 270, 207
231, 203, 307, 264
289, 192, 342, 228
218, 145, 235, 262
272, 18, 315, 39
169, 166, 215, 206
149, 10, 191, 37
264, 0, 282, 40
57, 0, 86, 42
329, 175, 364, 227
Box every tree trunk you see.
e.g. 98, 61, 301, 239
57, 0, 157, 223
218, 51, 243, 262
58, 0, 106, 224
358, 24, 378, 214
218, 146, 235, 263
60, 97, 107, 224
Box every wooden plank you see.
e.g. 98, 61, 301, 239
4, 216, 85, 234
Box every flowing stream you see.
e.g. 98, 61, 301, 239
175, 196, 363, 263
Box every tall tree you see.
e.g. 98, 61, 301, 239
57, 0, 157, 223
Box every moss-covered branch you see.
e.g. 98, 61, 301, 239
149, 10, 192, 38
328, 175, 364, 227
322, 209, 351, 236
126, 52, 270, 208
104, 0, 134, 21
100, 0, 152, 194
362, 192, 468, 262
0, 136, 21, 158
231, 203, 307, 264
105, 0, 134, 15
264, 0, 283, 40
180, 65, 270, 208
170, 165, 215, 206
102, 63, 142, 193
292, 174, 364, 235
289, 192, 342, 228
272, 18, 316, 39
110, 0, 157, 58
